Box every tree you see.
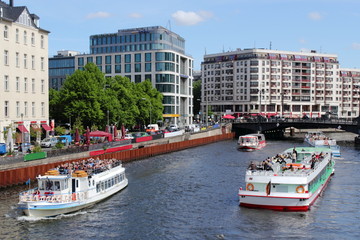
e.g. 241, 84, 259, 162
193, 80, 201, 116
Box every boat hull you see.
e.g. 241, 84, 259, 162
238, 141, 266, 151
19, 179, 128, 217
238, 171, 333, 211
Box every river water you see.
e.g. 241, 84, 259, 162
1, 139, 360, 240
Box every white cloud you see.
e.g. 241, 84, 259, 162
129, 13, 143, 19
171, 10, 213, 26
86, 11, 112, 19
308, 12, 322, 21
352, 42, 360, 50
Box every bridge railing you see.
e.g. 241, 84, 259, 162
234, 117, 358, 125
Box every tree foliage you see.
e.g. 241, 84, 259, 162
49, 63, 163, 130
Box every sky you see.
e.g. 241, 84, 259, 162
14, 0, 360, 70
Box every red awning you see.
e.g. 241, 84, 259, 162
17, 125, 28, 133
41, 124, 52, 131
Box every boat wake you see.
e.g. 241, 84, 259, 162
16, 210, 88, 221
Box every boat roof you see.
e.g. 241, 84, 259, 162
37, 175, 70, 180
240, 133, 264, 137
284, 146, 332, 153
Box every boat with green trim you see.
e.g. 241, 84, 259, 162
238, 147, 335, 211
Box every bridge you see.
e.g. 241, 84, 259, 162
232, 118, 360, 139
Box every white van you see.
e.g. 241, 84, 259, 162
146, 124, 159, 133
40, 137, 59, 148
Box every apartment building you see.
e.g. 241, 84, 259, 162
49, 26, 194, 126
0, 0, 49, 146
201, 48, 360, 120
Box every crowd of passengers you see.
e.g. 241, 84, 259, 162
55, 158, 122, 175
248, 148, 327, 172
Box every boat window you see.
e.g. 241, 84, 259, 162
96, 183, 100, 192
54, 181, 60, 191
275, 185, 288, 193
76, 180, 79, 188
64, 180, 68, 189
38, 181, 45, 190
46, 180, 53, 190
92, 180, 95, 186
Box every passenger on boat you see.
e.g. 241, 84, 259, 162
264, 158, 273, 171
292, 148, 297, 163
248, 161, 257, 171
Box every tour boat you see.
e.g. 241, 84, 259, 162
237, 133, 266, 151
238, 147, 335, 211
18, 158, 128, 217
304, 131, 341, 157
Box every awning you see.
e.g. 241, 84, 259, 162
17, 125, 28, 133
41, 124, 52, 131
31, 123, 41, 131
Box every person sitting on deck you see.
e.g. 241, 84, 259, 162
248, 161, 257, 171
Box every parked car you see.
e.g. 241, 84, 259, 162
40, 137, 59, 148
168, 124, 179, 131
124, 134, 134, 140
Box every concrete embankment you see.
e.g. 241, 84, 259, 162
0, 127, 234, 188
285, 128, 358, 141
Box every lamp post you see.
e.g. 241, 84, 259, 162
142, 98, 152, 124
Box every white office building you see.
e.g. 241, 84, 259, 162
201, 48, 360, 120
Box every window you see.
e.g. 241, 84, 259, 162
145, 53, 152, 62
16, 101, 20, 117
135, 63, 141, 72
41, 79, 44, 93
31, 102, 35, 116
4, 75, 9, 91
145, 63, 151, 72
32, 78, 35, 93
24, 78, 28, 92
4, 101, 9, 117
16, 29, 19, 42
105, 65, 111, 74
24, 102, 28, 116
105, 55, 111, 64
16, 77, 20, 91
41, 35, 44, 48
41, 102, 45, 116
115, 65, 121, 73
135, 53, 141, 62
87, 57, 93, 63
4, 26, 8, 39
4, 50, 8, 65
115, 55, 121, 64
24, 54, 27, 68
135, 75, 141, 83
31, 32, 35, 45
96, 56, 102, 65
125, 54, 131, 63
41, 57, 44, 70
24, 31, 27, 44
125, 64, 131, 73
31, 55, 35, 69
16, 52, 19, 67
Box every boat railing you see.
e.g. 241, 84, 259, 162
19, 189, 88, 203
246, 169, 311, 177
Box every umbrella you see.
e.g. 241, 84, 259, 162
113, 125, 118, 139
121, 124, 126, 139
6, 127, 13, 152
86, 126, 90, 145
222, 114, 235, 119
75, 128, 80, 143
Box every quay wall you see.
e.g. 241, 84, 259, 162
0, 131, 234, 188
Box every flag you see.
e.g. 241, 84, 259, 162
25, 178, 31, 185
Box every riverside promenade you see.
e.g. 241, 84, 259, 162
0, 125, 234, 188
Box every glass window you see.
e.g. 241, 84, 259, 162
4, 75, 9, 91
4, 25, 8, 38
16, 29, 19, 42
4, 50, 8, 65
96, 56, 102, 65
78, 57, 84, 66
87, 57, 93, 63
24, 54, 27, 68
41, 57, 44, 70
135, 53, 141, 62
115, 65, 121, 73
4, 101, 9, 117
105, 65, 111, 73
31, 32, 35, 45
135, 75, 141, 83
41, 79, 44, 93
125, 54, 131, 63
31, 55, 35, 69
16, 77, 20, 91
115, 55, 121, 64
24, 31, 27, 44
16, 52, 19, 67
145, 63, 151, 72
125, 64, 131, 73
145, 53, 152, 62
105, 55, 111, 64
145, 74, 151, 82
135, 63, 141, 72
41, 35, 44, 48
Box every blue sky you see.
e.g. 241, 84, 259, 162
17, 0, 360, 70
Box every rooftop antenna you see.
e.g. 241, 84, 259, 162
254, 41, 256, 49
270, 41, 272, 50
205, 47, 207, 55
222, 45, 225, 53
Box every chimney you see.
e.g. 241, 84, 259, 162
9, 0, 14, 7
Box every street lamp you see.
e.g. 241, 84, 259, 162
142, 98, 152, 124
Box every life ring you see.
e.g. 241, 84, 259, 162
246, 183, 254, 191
296, 185, 305, 193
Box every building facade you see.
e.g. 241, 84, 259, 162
49, 26, 194, 126
0, 0, 49, 146
201, 48, 360, 120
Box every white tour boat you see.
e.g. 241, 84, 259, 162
304, 131, 340, 157
238, 147, 335, 211
18, 158, 128, 217
237, 133, 266, 151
